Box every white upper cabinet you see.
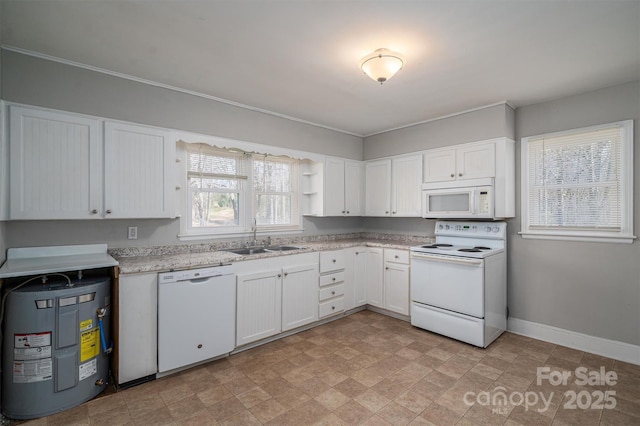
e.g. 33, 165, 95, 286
302, 157, 363, 217
9, 106, 102, 219
104, 122, 175, 218
365, 159, 392, 216
391, 154, 422, 217
423, 141, 495, 183
365, 154, 422, 217
344, 160, 363, 216
323, 158, 363, 216
8, 105, 176, 220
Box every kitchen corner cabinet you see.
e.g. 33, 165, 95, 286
344, 246, 367, 310
117, 272, 158, 385
305, 157, 363, 217
8, 105, 176, 219
423, 141, 495, 183
365, 154, 422, 217
365, 247, 384, 308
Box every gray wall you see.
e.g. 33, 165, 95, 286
509, 81, 640, 346
363, 103, 515, 160
1, 50, 363, 160
0, 50, 365, 250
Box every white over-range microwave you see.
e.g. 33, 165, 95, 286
422, 178, 497, 219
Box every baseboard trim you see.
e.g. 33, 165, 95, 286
507, 317, 640, 366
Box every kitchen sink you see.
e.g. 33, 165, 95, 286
225, 247, 268, 255
225, 245, 301, 255
265, 245, 301, 252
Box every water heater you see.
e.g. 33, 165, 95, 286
2, 274, 111, 419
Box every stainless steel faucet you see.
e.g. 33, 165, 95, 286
251, 218, 258, 246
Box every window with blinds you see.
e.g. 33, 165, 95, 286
521, 120, 634, 243
186, 144, 246, 230
181, 143, 302, 237
252, 155, 298, 227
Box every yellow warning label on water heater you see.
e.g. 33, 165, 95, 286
80, 329, 100, 362
80, 319, 93, 332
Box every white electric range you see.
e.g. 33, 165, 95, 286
410, 221, 507, 347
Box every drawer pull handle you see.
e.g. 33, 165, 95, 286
331, 291, 335, 295
90, 209, 98, 215
459, 173, 463, 177
197, 344, 203, 349
332, 259, 336, 263
278, 274, 282, 278
332, 277, 336, 281
395, 255, 399, 259
332, 306, 335, 310
450, 173, 455, 178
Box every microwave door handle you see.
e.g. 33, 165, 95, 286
470, 189, 476, 214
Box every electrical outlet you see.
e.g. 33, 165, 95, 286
127, 226, 138, 240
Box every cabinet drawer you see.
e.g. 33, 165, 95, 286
319, 250, 346, 273
319, 271, 345, 287
319, 297, 344, 318
319, 283, 344, 301
384, 249, 409, 264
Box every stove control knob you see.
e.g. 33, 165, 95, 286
445, 225, 450, 230
492, 226, 500, 233
485, 226, 492, 232
438, 224, 444, 230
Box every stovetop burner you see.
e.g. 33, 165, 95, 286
420, 243, 453, 249
458, 248, 482, 253
474, 246, 491, 250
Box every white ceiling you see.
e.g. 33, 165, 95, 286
2, 0, 639, 137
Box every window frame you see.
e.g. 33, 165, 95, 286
251, 154, 300, 232
178, 143, 303, 240
520, 120, 635, 244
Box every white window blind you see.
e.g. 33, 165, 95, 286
521, 120, 634, 243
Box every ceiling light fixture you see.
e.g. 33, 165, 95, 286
360, 48, 405, 84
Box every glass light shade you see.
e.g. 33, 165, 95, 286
360, 49, 404, 84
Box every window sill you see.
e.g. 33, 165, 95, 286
178, 228, 304, 242
519, 231, 636, 244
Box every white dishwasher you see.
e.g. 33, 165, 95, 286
158, 264, 235, 373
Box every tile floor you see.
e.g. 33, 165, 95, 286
17, 311, 640, 425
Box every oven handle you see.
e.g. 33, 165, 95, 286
411, 252, 483, 266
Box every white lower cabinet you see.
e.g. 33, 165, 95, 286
364, 248, 410, 315
365, 248, 384, 308
236, 269, 282, 346
384, 249, 410, 315
282, 263, 319, 331
117, 272, 158, 385
236, 253, 319, 346
344, 246, 367, 309
318, 250, 346, 318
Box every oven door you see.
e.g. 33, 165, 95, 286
410, 252, 484, 318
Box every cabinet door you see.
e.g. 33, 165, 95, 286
118, 273, 158, 384
104, 122, 175, 218
365, 248, 384, 308
384, 262, 410, 315
9, 106, 102, 219
353, 247, 368, 307
392, 154, 423, 217
236, 270, 282, 346
456, 142, 495, 180
365, 159, 392, 216
282, 263, 319, 332
423, 148, 456, 183
324, 157, 346, 216
344, 160, 363, 216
